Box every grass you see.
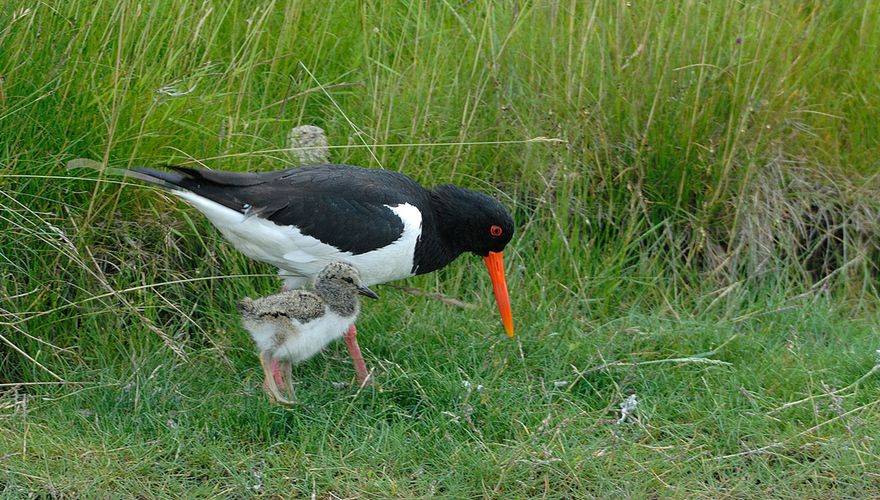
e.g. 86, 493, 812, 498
2, 302, 879, 496
2, 0, 879, 496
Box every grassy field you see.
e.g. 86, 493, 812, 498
2, 0, 879, 497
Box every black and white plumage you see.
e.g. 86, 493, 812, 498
238, 262, 379, 404
125, 163, 514, 291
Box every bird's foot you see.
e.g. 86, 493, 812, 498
262, 379, 297, 405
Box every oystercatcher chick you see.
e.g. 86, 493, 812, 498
238, 261, 379, 404
108, 163, 515, 384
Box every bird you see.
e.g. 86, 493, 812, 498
106, 162, 515, 385
238, 261, 379, 404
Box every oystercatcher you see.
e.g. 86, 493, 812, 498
118, 163, 515, 383
239, 262, 379, 404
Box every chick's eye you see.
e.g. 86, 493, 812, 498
490, 225, 503, 237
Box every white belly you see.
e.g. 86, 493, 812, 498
244, 307, 356, 364
273, 310, 355, 363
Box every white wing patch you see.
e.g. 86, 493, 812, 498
174, 190, 422, 288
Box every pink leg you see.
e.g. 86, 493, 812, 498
269, 358, 286, 387
261, 357, 286, 391
344, 324, 371, 385
269, 283, 290, 389
259, 351, 294, 404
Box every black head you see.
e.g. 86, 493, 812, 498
430, 185, 515, 257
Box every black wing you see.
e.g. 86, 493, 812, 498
130, 164, 430, 255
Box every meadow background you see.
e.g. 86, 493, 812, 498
2, 0, 879, 496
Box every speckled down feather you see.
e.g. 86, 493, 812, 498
238, 262, 371, 365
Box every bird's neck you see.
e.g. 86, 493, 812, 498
412, 188, 471, 275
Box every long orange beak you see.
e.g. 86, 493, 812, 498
483, 251, 514, 337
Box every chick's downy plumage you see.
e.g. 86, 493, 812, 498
238, 262, 378, 404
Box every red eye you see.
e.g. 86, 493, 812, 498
490, 225, 503, 237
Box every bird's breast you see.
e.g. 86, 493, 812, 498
272, 306, 356, 363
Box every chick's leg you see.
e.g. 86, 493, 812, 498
271, 357, 286, 388
260, 351, 295, 405
343, 324, 371, 385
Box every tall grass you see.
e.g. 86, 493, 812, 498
1, 0, 879, 495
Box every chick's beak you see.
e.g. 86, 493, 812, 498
483, 251, 514, 337
357, 285, 380, 300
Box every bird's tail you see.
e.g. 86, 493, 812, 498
66, 158, 189, 191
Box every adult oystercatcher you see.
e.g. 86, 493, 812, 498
118, 163, 515, 383
239, 262, 379, 404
